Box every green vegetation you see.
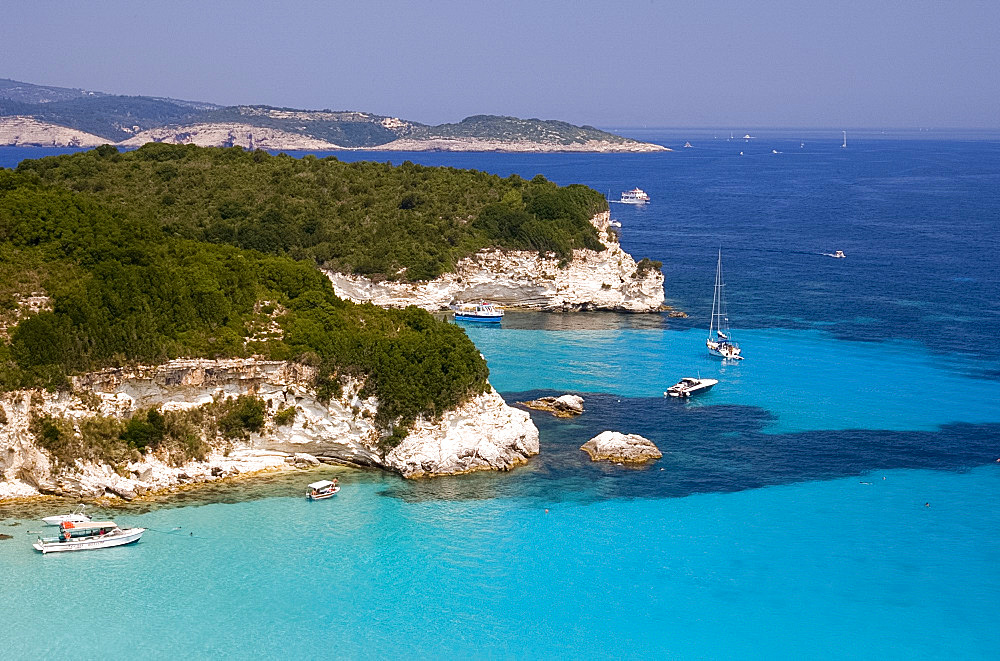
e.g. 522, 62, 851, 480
411, 115, 636, 145
635, 258, 663, 278
29, 395, 280, 468
2, 80, 650, 148
0, 166, 491, 446
18, 144, 607, 281
273, 405, 297, 427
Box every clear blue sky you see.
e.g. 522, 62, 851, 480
5, 0, 998, 128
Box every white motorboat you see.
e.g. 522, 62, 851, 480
618, 188, 650, 205
609, 220, 622, 228
707, 249, 744, 360
42, 504, 91, 527
33, 520, 145, 554
828, 250, 846, 258
665, 377, 718, 398
453, 302, 503, 323
307, 480, 340, 500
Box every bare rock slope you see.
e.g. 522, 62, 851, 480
325, 211, 664, 312
0, 359, 538, 501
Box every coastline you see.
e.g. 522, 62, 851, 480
324, 211, 666, 312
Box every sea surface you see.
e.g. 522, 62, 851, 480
2, 133, 999, 659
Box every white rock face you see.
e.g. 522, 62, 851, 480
118, 123, 345, 150
368, 138, 669, 152
325, 211, 664, 312
0, 117, 107, 147
0, 359, 538, 501
385, 389, 539, 478
580, 431, 662, 464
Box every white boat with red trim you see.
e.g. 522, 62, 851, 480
33, 520, 145, 554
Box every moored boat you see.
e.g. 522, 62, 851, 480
42, 504, 91, 527
707, 249, 744, 360
33, 520, 145, 554
664, 377, 718, 398
307, 480, 340, 500
453, 302, 503, 323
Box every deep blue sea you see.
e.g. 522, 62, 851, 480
2, 132, 999, 659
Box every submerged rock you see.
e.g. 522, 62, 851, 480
519, 394, 585, 418
580, 431, 662, 464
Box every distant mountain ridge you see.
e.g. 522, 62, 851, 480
0, 78, 665, 152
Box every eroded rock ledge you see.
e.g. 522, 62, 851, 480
519, 394, 585, 418
0, 358, 538, 501
324, 211, 665, 312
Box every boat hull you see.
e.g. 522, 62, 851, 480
33, 528, 145, 554
308, 487, 340, 500
454, 314, 503, 323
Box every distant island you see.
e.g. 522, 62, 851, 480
0, 78, 666, 152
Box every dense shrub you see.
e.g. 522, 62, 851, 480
18, 144, 608, 281
0, 171, 489, 447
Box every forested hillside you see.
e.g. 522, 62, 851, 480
19, 144, 608, 281
0, 168, 490, 446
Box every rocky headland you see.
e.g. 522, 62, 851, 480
0, 358, 538, 501
580, 431, 662, 464
324, 211, 665, 312
0, 116, 106, 148
370, 137, 668, 153
118, 123, 345, 150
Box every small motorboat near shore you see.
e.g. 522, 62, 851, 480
307, 480, 340, 500
665, 377, 718, 398
34, 520, 145, 554
42, 504, 91, 527
453, 302, 503, 323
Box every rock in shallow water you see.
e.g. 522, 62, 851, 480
580, 431, 662, 464
519, 394, 585, 417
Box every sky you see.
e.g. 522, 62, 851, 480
4, 0, 999, 128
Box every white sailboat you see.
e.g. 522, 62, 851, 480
707, 250, 744, 360
842, 131, 847, 148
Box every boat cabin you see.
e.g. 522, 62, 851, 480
59, 521, 118, 540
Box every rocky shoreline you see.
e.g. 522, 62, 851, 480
0, 359, 538, 502
0, 118, 668, 153
325, 211, 665, 312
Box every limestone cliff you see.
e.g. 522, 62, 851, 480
0, 358, 538, 500
0, 117, 107, 147
117, 123, 345, 150
324, 211, 665, 312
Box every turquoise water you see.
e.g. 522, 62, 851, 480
2, 467, 998, 658
3, 139, 1000, 658
466, 323, 1000, 434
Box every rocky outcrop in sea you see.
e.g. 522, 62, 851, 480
580, 431, 662, 464
519, 394, 585, 417
0, 358, 538, 501
325, 212, 665, 312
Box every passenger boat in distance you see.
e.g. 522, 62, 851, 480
33, 520, 145, 554
453, 302, 504, 323
307, 480, 340, 500
665, 377, 718, 398
619, 187, 650, 205
42, 504, 91, 527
